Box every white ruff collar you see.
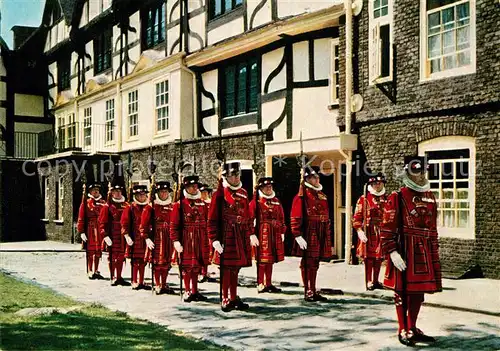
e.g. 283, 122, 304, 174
223, 177, 242, 191
402, 174, 430, 192
154, 194, 172, 205
111, 196, 125, 203
183, 189, 201, 200
204, 199, 211, 204
88, 194, 102, 201
258, 190, 275, 199
133, 198, 148, 206
305, 181, 323, 191
368, 185, 386, 196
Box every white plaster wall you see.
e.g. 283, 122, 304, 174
262, 47, 286, 93
261, 98, 286, 129
202, 115, 218, 135
207, 18, 244, 46
70, 52, 79, 95
293, 41, 309, 82
201, 70, 217, 110
129, 12, 141, 45
188, 0, 205, 12
314, 38, 330, 80
292, 87, 339, 140
247, 0, 272, 29
188, 13, 206, 52
15, 94, 44, 117
168, 24, 181, 56
277, 0, 333, 19
168, 0, 181, 22
222, 124, 258, 135
179, 68, 195, 139
129, 46, 142, 72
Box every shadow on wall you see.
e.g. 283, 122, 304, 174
1, 159, 47, 242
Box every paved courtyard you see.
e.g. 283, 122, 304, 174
1, 249, 499, 350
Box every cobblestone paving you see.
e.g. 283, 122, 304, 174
1, 252, 499, 350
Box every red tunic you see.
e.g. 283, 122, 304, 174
98, 200, 129, 260
120, 202, 147, 260
249, 195, 286, 263
170, 197, 210, 269
380, 187, 442, 293
208, 183, 252, 268
140, 202, 174, 266
77, 197, 106, 255
352, 192, 388, 259
290, 186, 332, 261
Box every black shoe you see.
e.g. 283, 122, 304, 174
207, 277, 218, 283
313, 293, 328, 302
304, 291, 315, 302
192, 292, 208, 302
366, 282, 375, 291
93, 272, 105, 280
233, 297, 249, 310
257, 284, 269, 294
267, 285, 282, 293
221, 299, 234, 312
183, 292, 195, 303
198, 275, 208, 283
162, 287, 176, 295
138, 284, 152, 291
410, 328, 436, 343
372, 282, 384, 290
88, 273, 96, 280
398, 330, 416, 347
111, 279, 119, 286
117, 278, 131, 286
132, 284, 140, 290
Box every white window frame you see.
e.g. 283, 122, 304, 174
420, 0, 476, 81
56, 176, 64, 221
368, 0, 393, 85
329, 39, 340, 105
105, 99, 115, 144
83, 107, 92, 147
128, 90, 139, 139
418, 136, 476, 239
43, 176, 50, 220
67, 113, 76, 148
154, 79, 169, 134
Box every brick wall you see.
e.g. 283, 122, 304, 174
338, 0, 500, 124
357, 111, 500, 278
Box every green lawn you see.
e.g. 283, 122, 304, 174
0, 273, 225, 350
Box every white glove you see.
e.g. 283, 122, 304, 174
104, 236, 112, 246
295, 236, 307, 250
212, 240, 224, 254
80, 233, 87, 242
357, 230, 368, 243
390, 251, 407, 272
174, 241, 183, 253
250, 235, 259, 247
281, 234, 285, 242
146, 238, 155, 250
124, 235, 134, 246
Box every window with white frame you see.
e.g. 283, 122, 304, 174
155, 80, 169, 132
105, 99, 115, 143
419, 136, 475, 239
128, 90, 139, 137
421, 0, 475, 79
67, 113, 76, 148
83, 107, 92, 146
369, 0, 393, 83
330, 39, 340, 104
57, 116, 66, 149
56, 176, 64, 220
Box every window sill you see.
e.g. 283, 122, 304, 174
370, 76, 393, 86
153, 131, 171, 139
41, 218, 49, 223
127, 136, 140, 142
207, 5, 244, 31
438, 227, 475, 240
53, 219, 65, 225
419, 66, 476, 83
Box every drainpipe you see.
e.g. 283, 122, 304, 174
116, 82, 122, 152
179, 63, 198, 139
344, 0, 353, 265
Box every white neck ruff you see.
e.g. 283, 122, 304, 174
111, 195, 125, 203
368, 185, 386, 196
223, 177, 242, 191
204, 199, 211, 204
154, 193, 172, 205
183, 189, 201, 200
133, 198, 148, 206
258, 190, 276, 199
402, 173, 431, 192
88, 194, 102, 201
305, 181, 323, 191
